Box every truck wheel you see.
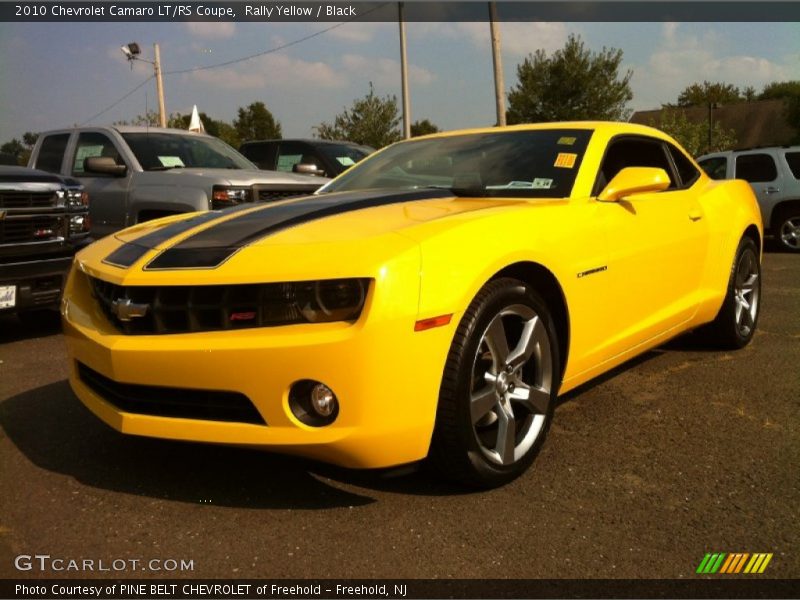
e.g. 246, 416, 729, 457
429, 278, 560, 488
776, 210, 800, 252
697, 237, 760, 349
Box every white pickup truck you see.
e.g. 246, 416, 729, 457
28, 126, 327, 238
697, 146, 800, 252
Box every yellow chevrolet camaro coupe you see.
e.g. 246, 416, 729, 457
62, 122, 762, 488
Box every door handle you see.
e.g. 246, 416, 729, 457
689, 210, 703, 221
764, 187, 780, 194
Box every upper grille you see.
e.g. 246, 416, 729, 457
77, 362, 266, 425
0, 215, 64, 244
254, 184, 319, 203
0, 190, 58, 209
91, 277, 311, 335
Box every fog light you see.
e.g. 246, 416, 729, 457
289, 380, 339, 426
311, 383, 336, 417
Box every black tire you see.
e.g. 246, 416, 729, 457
697, 236, 761, 349
429, 278, 560, 489
774, 209, 800, 253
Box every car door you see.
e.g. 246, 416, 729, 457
732, 152, 784, 228
595, 136, 708, 356
70, 131, 132, 237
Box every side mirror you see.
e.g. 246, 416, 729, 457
84, 156, 127, 177
598, 167, 670, 202
293, 163, 326, 177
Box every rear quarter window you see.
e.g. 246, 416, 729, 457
785, 152, 800, 179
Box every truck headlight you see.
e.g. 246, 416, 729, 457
212, 186, 251, 209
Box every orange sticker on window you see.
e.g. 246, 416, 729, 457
554, 153, 577, 168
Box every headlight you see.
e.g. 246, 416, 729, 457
212, 186, 251, 209
60, 189, 89, 208
295, 279, 367, 323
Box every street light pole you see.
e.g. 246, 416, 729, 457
398, 2, 411, 139
153, 43, 167, 128
489, 2, 506, 127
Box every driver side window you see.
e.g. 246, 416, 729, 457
72, 132, 123, 176
594, 137, 675, 196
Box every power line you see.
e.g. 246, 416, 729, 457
164, 3, 390, 75
80, 76, 155, 125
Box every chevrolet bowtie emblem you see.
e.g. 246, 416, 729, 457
111, 298, 149, 321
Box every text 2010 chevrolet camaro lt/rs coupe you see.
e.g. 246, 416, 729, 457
62, 122, 762, 488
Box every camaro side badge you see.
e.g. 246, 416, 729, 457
577, 265, 608, 279
111, 298, 149, 321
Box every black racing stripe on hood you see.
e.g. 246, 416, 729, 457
145, 189, 453, 270
102, 205, 254, 268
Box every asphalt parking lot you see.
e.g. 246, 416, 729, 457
0, 251, 798, 580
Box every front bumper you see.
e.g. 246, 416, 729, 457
0, 254, 74, 312
62, 261, 458, 469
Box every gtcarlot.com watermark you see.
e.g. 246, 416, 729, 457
14, 554, 194, 573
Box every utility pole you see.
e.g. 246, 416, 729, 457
154, 43, 167, 128
121, 42, 167, 127
398, 2, 411, 139
489, 2, 506, 127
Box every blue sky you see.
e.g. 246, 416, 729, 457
0, 19, 798, 143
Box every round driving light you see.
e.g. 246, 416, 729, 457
311, 383, 336, 417
288, 379, 339, 426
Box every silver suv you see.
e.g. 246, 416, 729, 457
28, 126, 327, 238
697, 147, 800, 252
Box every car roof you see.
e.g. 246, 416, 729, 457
240, 138, 366, 146
414, 121, 673, 142
38, 125, 213, 137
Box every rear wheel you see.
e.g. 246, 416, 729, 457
429, 278, 560, 488
698, 237, 760, 348
776, 210, 800, 252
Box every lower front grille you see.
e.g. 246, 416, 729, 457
77, 363, 266, 425
0, 215, 64, 244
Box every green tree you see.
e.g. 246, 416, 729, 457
410, 119, 440, 137
315, 83, 402, 148
0, 132, 40, 165
234, 101, 282, 142
506, 34, 633, 124
646, 108, 737, 156
759, 81, 800, 142
676, 81, 743, 107
168, 112, 241, 147
114, 110, 161, 127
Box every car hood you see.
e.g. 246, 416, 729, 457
135, 167, 327, 186
79, 188, 562, 285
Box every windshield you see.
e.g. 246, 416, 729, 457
322, 129, 593, 198
122, 133, 256, 171
318, 143, 373, 169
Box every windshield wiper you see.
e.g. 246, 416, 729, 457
420, 184, 487, 197
148, 165, 186, 171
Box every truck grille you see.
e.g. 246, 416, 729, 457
254, 184, 319, 203
0, 190, 58, 209
77, 362, 266, 425
0, 215, 64, 244
90, 277, 308, 335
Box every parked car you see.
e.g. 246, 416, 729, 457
697, 146, 800, 252
28, 127, 326, 238
239, 139, 373, 178
0, 165, 90, 317
63, 122, 761, 488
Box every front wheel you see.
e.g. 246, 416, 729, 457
698, 236, 761, 348
429, 278, 560, 488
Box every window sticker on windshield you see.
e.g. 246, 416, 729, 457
557, 136, 577, 146
158, 156, 185, 168
554, 153, 578, 168
336, 156, 356, 166
532, 178, 554, 189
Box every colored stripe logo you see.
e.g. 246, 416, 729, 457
696, 552, 773, 574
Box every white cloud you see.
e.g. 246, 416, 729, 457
187, 53, 342, 90
341, 54, 435, 87
185, 22, 236, 40
328, 23, 390, 44
630, 23, 798, 110
412, 22, 568, 57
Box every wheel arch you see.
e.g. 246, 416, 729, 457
488, 261, 570, 383
770, 198, 800, 229
743, 224, 762, 256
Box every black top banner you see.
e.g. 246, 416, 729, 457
3, 1, 800, 22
